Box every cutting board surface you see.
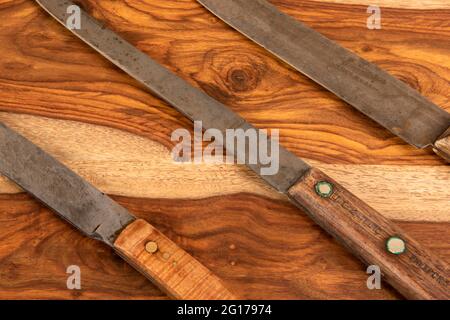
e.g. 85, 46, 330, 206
0, 0, 448, 299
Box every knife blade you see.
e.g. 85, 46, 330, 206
34, 0, 449, 299
0, 122, 234, 300
197, 0, 450, 161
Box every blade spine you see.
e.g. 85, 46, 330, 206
0, 121, 136, 246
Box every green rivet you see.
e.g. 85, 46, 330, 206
315, 181, 334, 198
386, 237, 406, 255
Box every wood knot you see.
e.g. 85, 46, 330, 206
227, 67, 259, 92
196, 49, 267, 98
361, 45, 372, 52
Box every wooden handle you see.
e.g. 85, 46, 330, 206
287, 168, 449, 300
114, 219, 236, 300
433, 128, 450, 162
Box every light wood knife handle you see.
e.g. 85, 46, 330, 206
287, 168, 449, 300
114, 219, 236, 300
433, 128, 450, 162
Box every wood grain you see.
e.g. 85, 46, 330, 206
0, 0, 448, 299
0, 193, 448, 300
0, 0, 449, 164
114, 219, 236, 300
0, 113, 448, 222
287, 168, 449, 299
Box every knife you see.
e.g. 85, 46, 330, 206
34, 0, 449, 299
196, 0, 450, 162
0, 122, 235, 300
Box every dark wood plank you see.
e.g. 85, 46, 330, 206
0, 194, 448, 299
0, 0, 448, 164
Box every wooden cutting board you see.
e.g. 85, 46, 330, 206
0, 0, 448, 299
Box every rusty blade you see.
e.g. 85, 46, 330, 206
197, 0, 450, 149
0, 122, 134, 245
35, 0, 310, 192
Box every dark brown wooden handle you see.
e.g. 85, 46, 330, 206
114, 219, 236, 300
433, 128, 450, 162
287, 168, 449, 300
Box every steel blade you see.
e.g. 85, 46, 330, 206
0, 122, 134, 245
35, 0, 310, 192
197, 0, 450, 148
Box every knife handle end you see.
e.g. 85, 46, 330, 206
287, 168, 449, 300
114, 219, 236, 300
433, 128, 450, 163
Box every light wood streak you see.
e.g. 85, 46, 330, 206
0, 113, 448, 222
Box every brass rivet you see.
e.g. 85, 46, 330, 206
145, 241, 158, 254
315, 181, 334, 198
386, 237, 406, 255
162, 252, 171, 260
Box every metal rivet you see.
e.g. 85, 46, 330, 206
162, 252, 171, 260
315, 181, 334, 198
386, 237, 406, 255
145, 241, 158, 254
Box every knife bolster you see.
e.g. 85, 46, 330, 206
433, 128, 450, 162
287, 168, 449, 300
114, 219, 236, 300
